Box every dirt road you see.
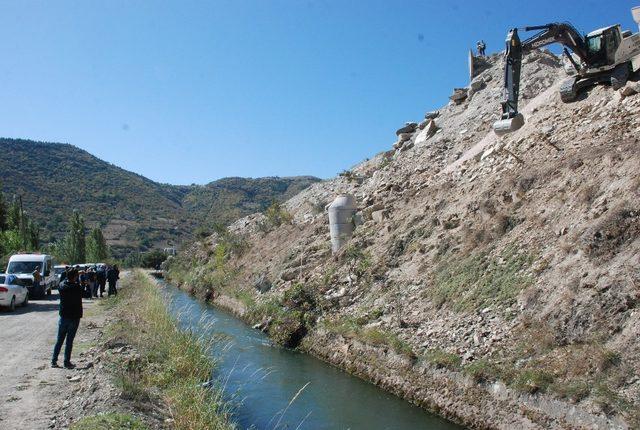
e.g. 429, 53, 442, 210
0, 292, 97, 429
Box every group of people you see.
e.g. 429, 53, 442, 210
52, 264, 119, 369
59, 264, 120, 298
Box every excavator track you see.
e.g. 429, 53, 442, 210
611, 63, 630, 90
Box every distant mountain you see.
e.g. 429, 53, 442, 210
0, 138, 320, 257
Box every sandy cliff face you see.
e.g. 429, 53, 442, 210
168, 50, 639, 429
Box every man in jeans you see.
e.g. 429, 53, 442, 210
52, 268, 83, 369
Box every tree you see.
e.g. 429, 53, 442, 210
7, 198, 21, 231
66, 211, 86, 264
26, 219, 39, 250
86, 227, 109, 262
0, 186, 7, 231
141, 250, 167, 269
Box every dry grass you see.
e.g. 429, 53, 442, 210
105, 271, 234, 430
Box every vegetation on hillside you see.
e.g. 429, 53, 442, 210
0, 138, 319, 259
0, 185, 41, 264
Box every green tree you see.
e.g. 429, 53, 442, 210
87, 227, 110, 262
141, 250, 167, 268
7, 198, 21, 231
0, 187, 7, 231
26, 219, 39, 250
66, 211, 86, 264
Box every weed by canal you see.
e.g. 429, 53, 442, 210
103, 271, 234, 430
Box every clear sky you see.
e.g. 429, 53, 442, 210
0, 0, 638, 184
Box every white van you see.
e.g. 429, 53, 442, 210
6, 254, 56, 298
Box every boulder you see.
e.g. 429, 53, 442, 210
397, 132, 413, 142
424, 110, 440, 120
620, 83, 639, 97
395, 122, 418, 136
371, 209, 389, 223
414, 119, 438, 146
450, 88, 468, 104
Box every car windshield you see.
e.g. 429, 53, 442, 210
7, 261, 42, 274
54, 267, 66, 275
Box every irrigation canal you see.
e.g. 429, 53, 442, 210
161, 280, 465, 430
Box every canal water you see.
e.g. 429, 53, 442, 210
161, 281, 465, 430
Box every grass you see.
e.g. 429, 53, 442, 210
104, 270, 234, 430
321, 317, 415, 358
430, 245, 535, 312
511, 369, 554, 394
463, 358, 501, 383
425, 348, 461, 370
70, 413, 148, 430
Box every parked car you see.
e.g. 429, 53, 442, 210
0, 274, 29, 311
6, 253, 56, 298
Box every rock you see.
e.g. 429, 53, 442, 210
450, 88, 468, 104
415, 120, 438, 146
620, 83, 639, 97
371, 209, 388, 223
399, 141, 414, 152
280, 269, 298, 282
397, 132, 413, 142
470, 79, 484, 91
395, 122, 418, 136
424, 110, 439, 120
363, 203, 385, 220
253, 274, 272, 293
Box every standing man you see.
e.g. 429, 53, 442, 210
106, 265, 119, 296
52, 268, 83, 369
477, 40, 486, 57
96, 265, 107, 298
32, 266, 42, 295
88, 267, 98, 298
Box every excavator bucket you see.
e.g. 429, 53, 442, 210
493, 113, 525, 135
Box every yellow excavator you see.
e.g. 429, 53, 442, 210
493, 7, 640, 134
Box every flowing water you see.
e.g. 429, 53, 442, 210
161, 280, 465, 430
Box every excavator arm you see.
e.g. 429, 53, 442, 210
493, 23, 588, 135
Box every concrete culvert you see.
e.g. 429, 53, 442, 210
328, 194, 356, 254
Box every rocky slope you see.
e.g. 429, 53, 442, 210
0, 138, 319, 257
167, 50, 640, 429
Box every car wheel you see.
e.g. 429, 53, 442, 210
9, 296, 15, 312
22, 294, 29, 307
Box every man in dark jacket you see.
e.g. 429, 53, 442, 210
96, 266, 107, 298
106, 265, 119, 296
52, 268, 83, 369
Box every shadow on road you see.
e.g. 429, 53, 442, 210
0, 293, 60, 314
1, 292, 102, 315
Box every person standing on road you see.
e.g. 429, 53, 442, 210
88, 267, 98, 298
52, 268, 83, 369
32, 266, 42, 294
106, 265, 119, 296
96, 265, 107, 298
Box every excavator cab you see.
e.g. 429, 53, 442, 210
586, 25, 622, 67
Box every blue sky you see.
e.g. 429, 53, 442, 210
0, 0, 638, 184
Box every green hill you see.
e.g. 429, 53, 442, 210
0, 138, 319, 257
